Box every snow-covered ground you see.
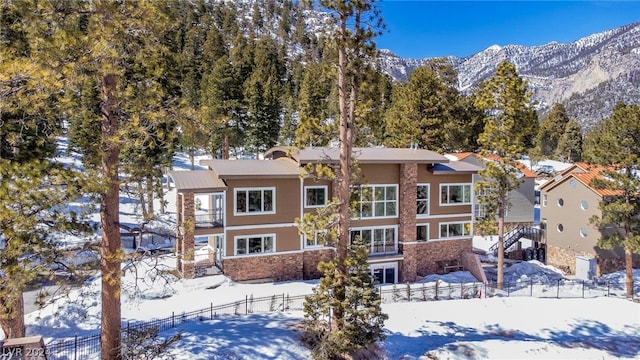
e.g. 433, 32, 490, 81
7, 139, 640, 359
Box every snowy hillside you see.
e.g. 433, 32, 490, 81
378, 22, 640, 128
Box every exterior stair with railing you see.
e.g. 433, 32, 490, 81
489, 225, 542, 256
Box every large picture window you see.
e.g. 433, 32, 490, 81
304, 186, 328, 208
417, 184, 430, 215
440, 184, 472, 205
353, 185, 398, 218
235, 234, 275, 255
439, 222, 472, 238
235, 188, 275, 215
350, 226, 397, 255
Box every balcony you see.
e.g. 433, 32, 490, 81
195, 210, 224, 229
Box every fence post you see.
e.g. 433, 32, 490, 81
210, 303, 213, 319
282, 293, 285, 311
582, 280, 585, 298
530, 279, 533, 297
245, 295, 248, 315
172, 311, 175, 328
608, 281, 611, 297
557, 279, 561, 299
74, 335, 78, 360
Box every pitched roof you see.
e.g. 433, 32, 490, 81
168, 170, 227, 193
446, 152, 536, 178
431, 161, 483, 174
270, 147, 450, 164
539, 163, 622, 197
200, 157, 301, 179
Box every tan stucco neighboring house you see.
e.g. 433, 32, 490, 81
168, 146, 483, 284
539, 162, 640, 278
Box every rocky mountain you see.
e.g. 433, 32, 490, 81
378, 22, 640, 129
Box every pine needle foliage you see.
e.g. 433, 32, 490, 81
301, 237, 387, 360
583, 102, 640, 297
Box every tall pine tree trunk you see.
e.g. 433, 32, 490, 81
0, 258, 25, 338
138, 179, 148, 220
146, 175, 154, 220
497, 202, 505, 290
333, 11, 351, 330
625, 248, 633, 298
100, 73, 122, 360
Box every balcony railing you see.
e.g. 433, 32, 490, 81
195, 210, 223, 229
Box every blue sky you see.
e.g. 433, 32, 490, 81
375, 1, 640, 58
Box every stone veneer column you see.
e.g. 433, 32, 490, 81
399, 163, 418, 282
181, 192, 196, 279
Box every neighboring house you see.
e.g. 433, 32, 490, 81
446, 153, 537, 226
169, 147, 483, 284
447, 153, 540, 258
539, 162, 640, 278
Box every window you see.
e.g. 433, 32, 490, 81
557, 198, 564, 207
557, 224, 564, 232
580, 200, 589, 210
416, 224, 429, 242
235, 234, 275, 255
235, 188, 274, 215
350, 226, 397, 255
370, 263, 397, 284
305, 230, 330, 248
580, 227, 588, 237
417, 184, 430, 216
543, 194, 548, 207
353, 185, 398, 218
305, 186, 327, 208
439, 222, 471, 238
440, 184, 472, 205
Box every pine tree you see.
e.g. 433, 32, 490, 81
302, 237, 387, 359
555, 118, 583, 162
298, 0, 385, 357
294, 62, 336, 147
383, 59, 466, 152
473, 61, 538, 289
0, 0, 96, 339
583, 102, 640, 298
244, 37, 284, 155
533, 103, 571, 161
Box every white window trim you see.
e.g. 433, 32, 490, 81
305, 230, 329, 248
352, 184, 399, 219
416, 223, 429, 242
417, 183, 430, 217
350, 225, 398, 255
439, 221, 472, 239
439, 183, 472, 206
234, 187, 276, 216
234, 233, 276, 256
542, 194, 548, 207
369, 262, 398, 284
304, 185, 328, 208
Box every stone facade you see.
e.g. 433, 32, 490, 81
302, 248, 335, 279
399, 164, 418, 283
548, 244, 640, 276
415, 239, 472, 276
224, 252, 304, 282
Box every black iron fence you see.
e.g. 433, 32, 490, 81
44, 279, 636, 359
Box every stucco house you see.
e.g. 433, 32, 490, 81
447, 153, 540, 259
539, 162, 640, 278
168, 146, 483, 284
